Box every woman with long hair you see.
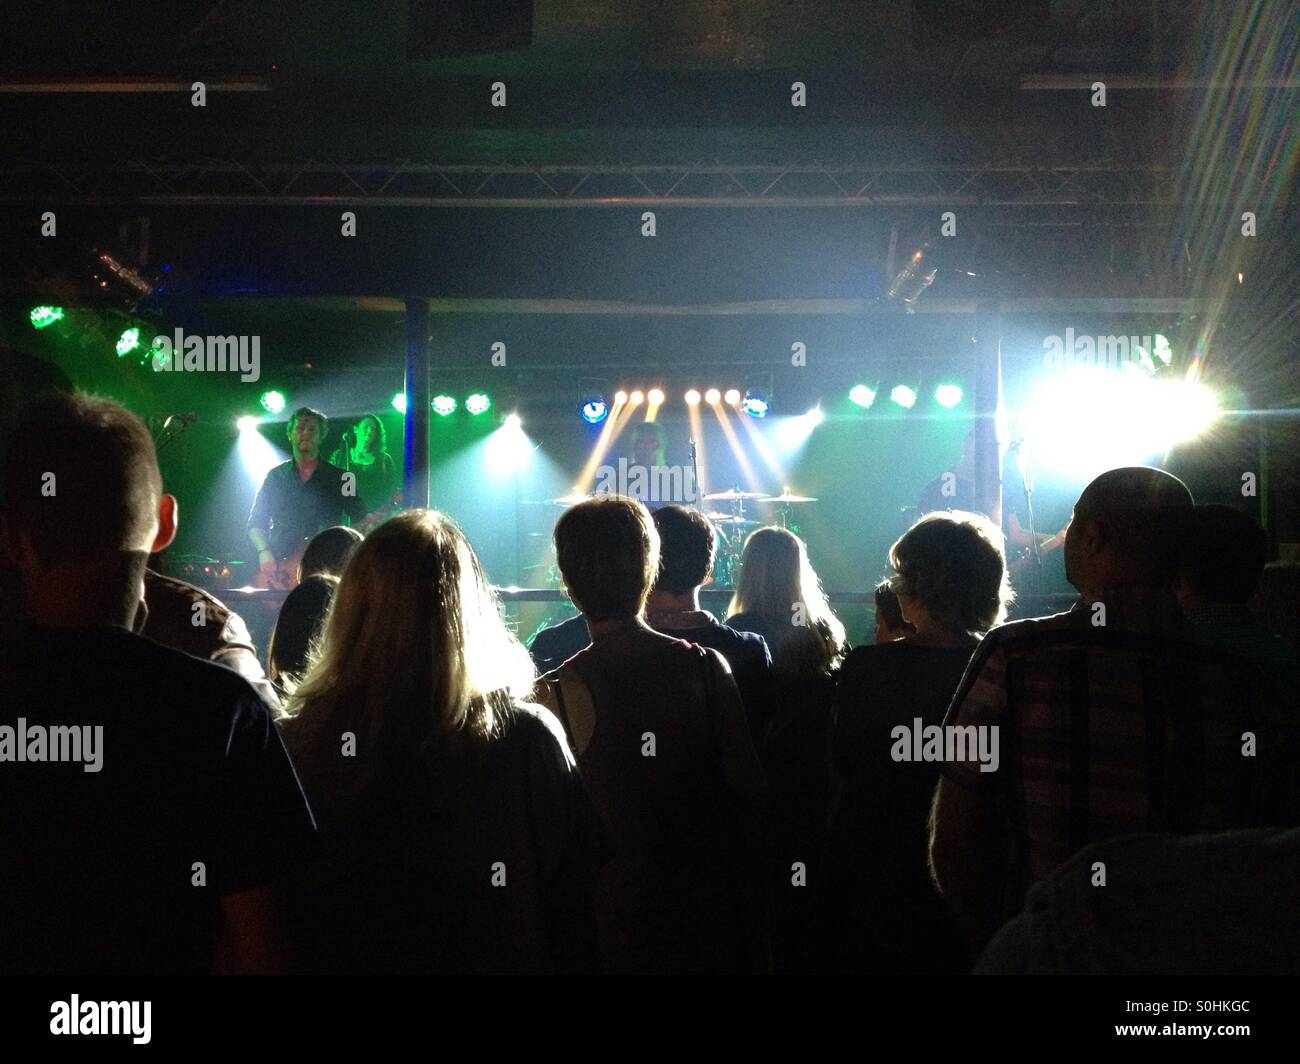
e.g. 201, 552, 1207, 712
725, 526, 848, 972
330, 412, 398, 515
278, 510, 604, 973
822, 510, 1013, 974
726, 526, 848, 677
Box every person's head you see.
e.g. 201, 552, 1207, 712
554, 496, 659, 622
631, 421, 666, 467
1064, 466, 1194, 596
287, 407, 328, 462
889, 511, 1011, 638
2, 393, 176, 625
1173, 504, 1268, 610
650, 505, 715, 598
874, 579, 916, 643
282, 510, 535, 797
729, 525, 848, 674
299, 525, 364, 581
354, 414, 385, 457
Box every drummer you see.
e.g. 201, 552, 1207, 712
621, 421, 696, 511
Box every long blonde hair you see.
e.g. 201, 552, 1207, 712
727, 526, 847, 676
280, 510, 536, 801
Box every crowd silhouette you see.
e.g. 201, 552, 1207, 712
1, 393, 1296, 974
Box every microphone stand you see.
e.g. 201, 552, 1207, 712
688, 436, 702, 508
1014, 443, 1045, 595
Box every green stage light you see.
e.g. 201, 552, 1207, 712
116, 327, 142, 357
465, 392, 491, 416
30, 306, 64, 329
259, 390, 286, 415
391, 393, 408, 414
934, 384, 963, 408
890, 385, 917, 409
849, 384, 876, 409
432, 394, 457, 416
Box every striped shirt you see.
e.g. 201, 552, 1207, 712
942, 593, 1295, 915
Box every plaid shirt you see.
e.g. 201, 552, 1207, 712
942, 592, 1296, 915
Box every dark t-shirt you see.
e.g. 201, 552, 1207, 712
0, 624, 319, 974
328, 449, 398, 515
528, 614, 590, 675
824, 639, 978, 972
280, 701, 605, 973
247, 459, 366, 561
652, 614, 775, 743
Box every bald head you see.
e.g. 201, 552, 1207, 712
1065, 466, 1193, 594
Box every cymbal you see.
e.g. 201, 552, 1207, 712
702, 488, 769, 501
759, 490, 818, 503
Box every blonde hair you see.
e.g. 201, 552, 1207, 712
280, 510, 536, 800
728, 526, 847, 676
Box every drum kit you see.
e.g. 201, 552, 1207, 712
525, 484, 819, 588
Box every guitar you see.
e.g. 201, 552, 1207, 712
1008, 522, 1070, 578
253, 493, 403, 590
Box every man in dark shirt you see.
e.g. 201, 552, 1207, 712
645, 505, 774, 742
1, 393, 319, 974
247, 407, 365, 582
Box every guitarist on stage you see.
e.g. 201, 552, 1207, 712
248, 406, 367, 588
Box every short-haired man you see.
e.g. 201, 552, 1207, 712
0, 393, 319, 973
646, 505, 775, 743
535, 497, 767, 972
247, 407, 366, 587
929, 467, 1295, 948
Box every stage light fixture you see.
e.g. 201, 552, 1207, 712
685, 389, 701, 406
581, 398, 609, 424
630, 390, 645, 406
849, 384, 876, 408
890, 385, 917, 409
934, 383, 963, 409
236, 415, 258, 432
504, 412, 522, 430
614, 390, 629, 405
116, 326, 142, 358
29, 305, 64, 329
648, 388, 665, 405
392, 393, 409, 414
724, 388, 741, 406
704, 388, 722, 404
466, 392, 491, 416
259, 390, 286, 415
741, 391, 769, 418
431, 394, 456, 416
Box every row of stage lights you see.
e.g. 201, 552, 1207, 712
849, 382, 963, 410
581, 387, 770, 424
243, 390, 494, 422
